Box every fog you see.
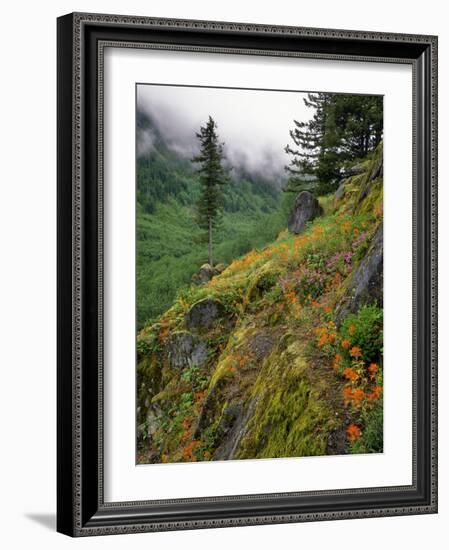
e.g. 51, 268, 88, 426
137, 84, 314, 181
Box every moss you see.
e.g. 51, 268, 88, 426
237, 341, 341, 459
355, 178, 383, 216
245, 260, 281, 304
208, 323, 256, 390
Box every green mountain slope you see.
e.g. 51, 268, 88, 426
137, 144, 384, 463
136, 111, 289, 328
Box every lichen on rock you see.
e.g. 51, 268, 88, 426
165, 331, 208, 369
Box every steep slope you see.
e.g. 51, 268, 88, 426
137, 143, 384, 463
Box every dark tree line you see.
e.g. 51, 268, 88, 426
284, 93, 383, 195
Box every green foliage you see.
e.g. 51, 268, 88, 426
180, 365, 209, 391
350, 398, 383, 453
285, 92, 383, 192
340, 305, 383, 363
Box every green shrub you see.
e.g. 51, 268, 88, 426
340, 304, 383, 363
350, 398, 383, 453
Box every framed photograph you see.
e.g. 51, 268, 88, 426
57, 12, 438, 536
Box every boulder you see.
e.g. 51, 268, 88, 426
287, 191, 322, 234
191, 263, 216, 284
214, 263, 227, 274
165, 331, 208, 368
345, 163, 366, 176
185, 298, 225, 331
336, 223, 383, 325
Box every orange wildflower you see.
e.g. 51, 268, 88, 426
342, 339, 351, 350
182, 416, 193, 430
368, 386, 383, 401
284, 291, 297, 304
194, 390, 207, 404
332, 353, 343, 370
347, 424, 362, 442
348, 324, 357, 335
352, 389, 365, 403
182, 440, 201, 461
343, 386, 355, 403
368, 363, 379, 379
349, 345, 362, 358
343, 367, 359, 382
343, 386, 365, 406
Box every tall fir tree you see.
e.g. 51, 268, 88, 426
285, 93, 383, 195
191, 116, 229, 267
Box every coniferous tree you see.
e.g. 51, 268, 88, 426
191, 116, 229, 267
285, 93, 383, 195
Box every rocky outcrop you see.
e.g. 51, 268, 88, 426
213, 399, 257, 460
192, 263, 227, 285
186, 298, 225, 331
334, 181, 346, 203
354, 142, 383, 212
165, 331, 208, 369
288, 191, 322, 234
336, 223, 383, 325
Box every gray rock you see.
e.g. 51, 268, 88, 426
288, 191, 322, 234
336, 223, 383, 325
248, 330, 275, 362
185, 298, 225, 331
345, 163, 366, 176
192, 263, 217, 284
165, 331, 208, 368
334, 181, 346, 203
213, 398, 258, 460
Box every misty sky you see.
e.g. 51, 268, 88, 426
136, 84, 314, 180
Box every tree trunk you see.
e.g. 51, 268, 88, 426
208, 218, 213, 268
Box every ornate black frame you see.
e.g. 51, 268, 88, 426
57, 12, 438, 537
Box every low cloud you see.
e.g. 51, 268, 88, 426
136, 126, 157, 158
137, 84, 313, 181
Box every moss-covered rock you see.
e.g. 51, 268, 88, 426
237, 341, 342, 459
186, 298, 226, 331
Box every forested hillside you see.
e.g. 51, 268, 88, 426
136, 111, 289, 328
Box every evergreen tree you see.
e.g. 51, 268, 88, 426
191, 116, 229, 267
285, 93, 383, 195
